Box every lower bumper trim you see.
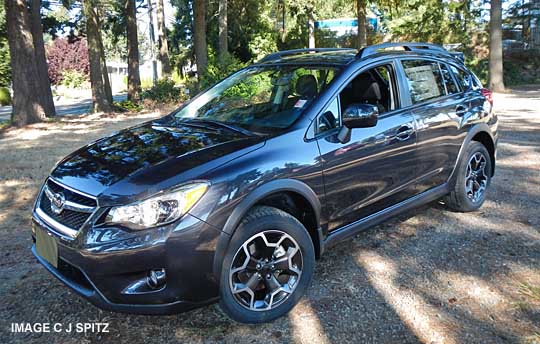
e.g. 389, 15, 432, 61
32, 245, 218, 315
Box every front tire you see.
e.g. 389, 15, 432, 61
445, 141, 492, 212
219, 206, 315, 323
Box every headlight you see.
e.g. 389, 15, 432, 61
106, 182, 209, 229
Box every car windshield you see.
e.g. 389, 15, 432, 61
173, 65, 340, 133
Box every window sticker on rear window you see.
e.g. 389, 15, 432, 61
402, 60, 446, 104
403, 65, 440, 101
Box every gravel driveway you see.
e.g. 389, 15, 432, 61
0, 88, 539, 344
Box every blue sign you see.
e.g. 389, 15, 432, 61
315, 18, 378, 33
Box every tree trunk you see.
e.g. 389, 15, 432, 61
83, 0, 112, 113
100, 46, 113, 103
489, 0, 505, 92
5, 0, 49, 126
156, 0, 172, 75
126, 0, 141, 101
147, 0, 158, 84
193, 0, 208, 80
97, 6, 113, 103
218, 0, 228, 59
357, 0, 367, 49
29, 0, 55, 117
308, 15, 315, 49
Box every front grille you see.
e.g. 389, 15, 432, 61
46, 179, 96, 207
38, 179, 97, 232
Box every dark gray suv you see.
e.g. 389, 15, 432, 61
32, 42, 497, 323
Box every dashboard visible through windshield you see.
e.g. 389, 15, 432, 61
174, 65, 341, 133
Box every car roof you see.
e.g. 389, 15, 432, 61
256, 44, 465, 67
257, 50, 358, 66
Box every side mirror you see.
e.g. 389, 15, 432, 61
342, 104, 379, 128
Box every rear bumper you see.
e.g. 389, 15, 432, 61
31, 213, 222, 315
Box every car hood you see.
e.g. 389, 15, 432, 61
50, 118, 265, 202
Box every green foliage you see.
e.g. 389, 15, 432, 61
114, 100, 143, 112
503, 50, 540, 86
170, 0, 355, 66
0, 42, 10, 88
60, 70, 87, 89
0, 119, 10, 130
141, 77, 154, 89
0, 87, 11, 106
467, 57, 489, 86
0, 0, 11, 88
141, 78, 182, 103
200, 52, 247, 89
171, 70, 187, 85
466, 50, 540, 87
315, 28, 354, 49
248, 32, 278, 61
379, 0, 481, 46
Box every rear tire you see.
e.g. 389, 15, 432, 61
444, 141, 492, 212
218, 206, 315, 324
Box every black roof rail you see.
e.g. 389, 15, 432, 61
357, 42, 463, 62
258, 48, 357, 63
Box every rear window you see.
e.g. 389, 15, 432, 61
401, 60, 446, 104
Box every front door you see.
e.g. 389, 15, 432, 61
316, 63, 418, 232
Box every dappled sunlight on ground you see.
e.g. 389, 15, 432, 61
357, 250, 456, 344
288, 300, 330, 344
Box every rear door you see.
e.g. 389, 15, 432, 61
315, 62, 418, 231
400, 58, 465, 193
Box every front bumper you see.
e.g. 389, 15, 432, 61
31, 212, 223, 315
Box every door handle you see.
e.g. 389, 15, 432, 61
395, 124, 414, 141
456, 104, 468, 116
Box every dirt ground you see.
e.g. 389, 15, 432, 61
0, 87, 539, 344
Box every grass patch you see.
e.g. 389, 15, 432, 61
518, 283, 540, 303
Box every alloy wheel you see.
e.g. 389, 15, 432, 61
465, 152, 488, 203
229, 230, 303, 311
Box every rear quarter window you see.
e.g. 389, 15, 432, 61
449, 65, 472, 91
401, 60, 446, 104
440, 63, 460, 94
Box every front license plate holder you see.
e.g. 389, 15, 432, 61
36, 228, 58, 268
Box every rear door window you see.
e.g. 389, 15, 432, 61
401, 60, 446, 104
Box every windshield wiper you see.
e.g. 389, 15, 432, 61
188, 119, 257, 137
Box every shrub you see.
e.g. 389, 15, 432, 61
141, 77, 154, 89
114, 100, 143, 112
0, 87, 10, 106
47, 38, 89, 85
0, 41, 10, 88
141, 78, 182, 103
466, 57, 488, 86
60, 70, 87, 89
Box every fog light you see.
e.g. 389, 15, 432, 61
147, 268, 166, 289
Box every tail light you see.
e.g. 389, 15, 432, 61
481, 88, 493, 105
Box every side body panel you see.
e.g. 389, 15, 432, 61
316, 109, 417, 231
